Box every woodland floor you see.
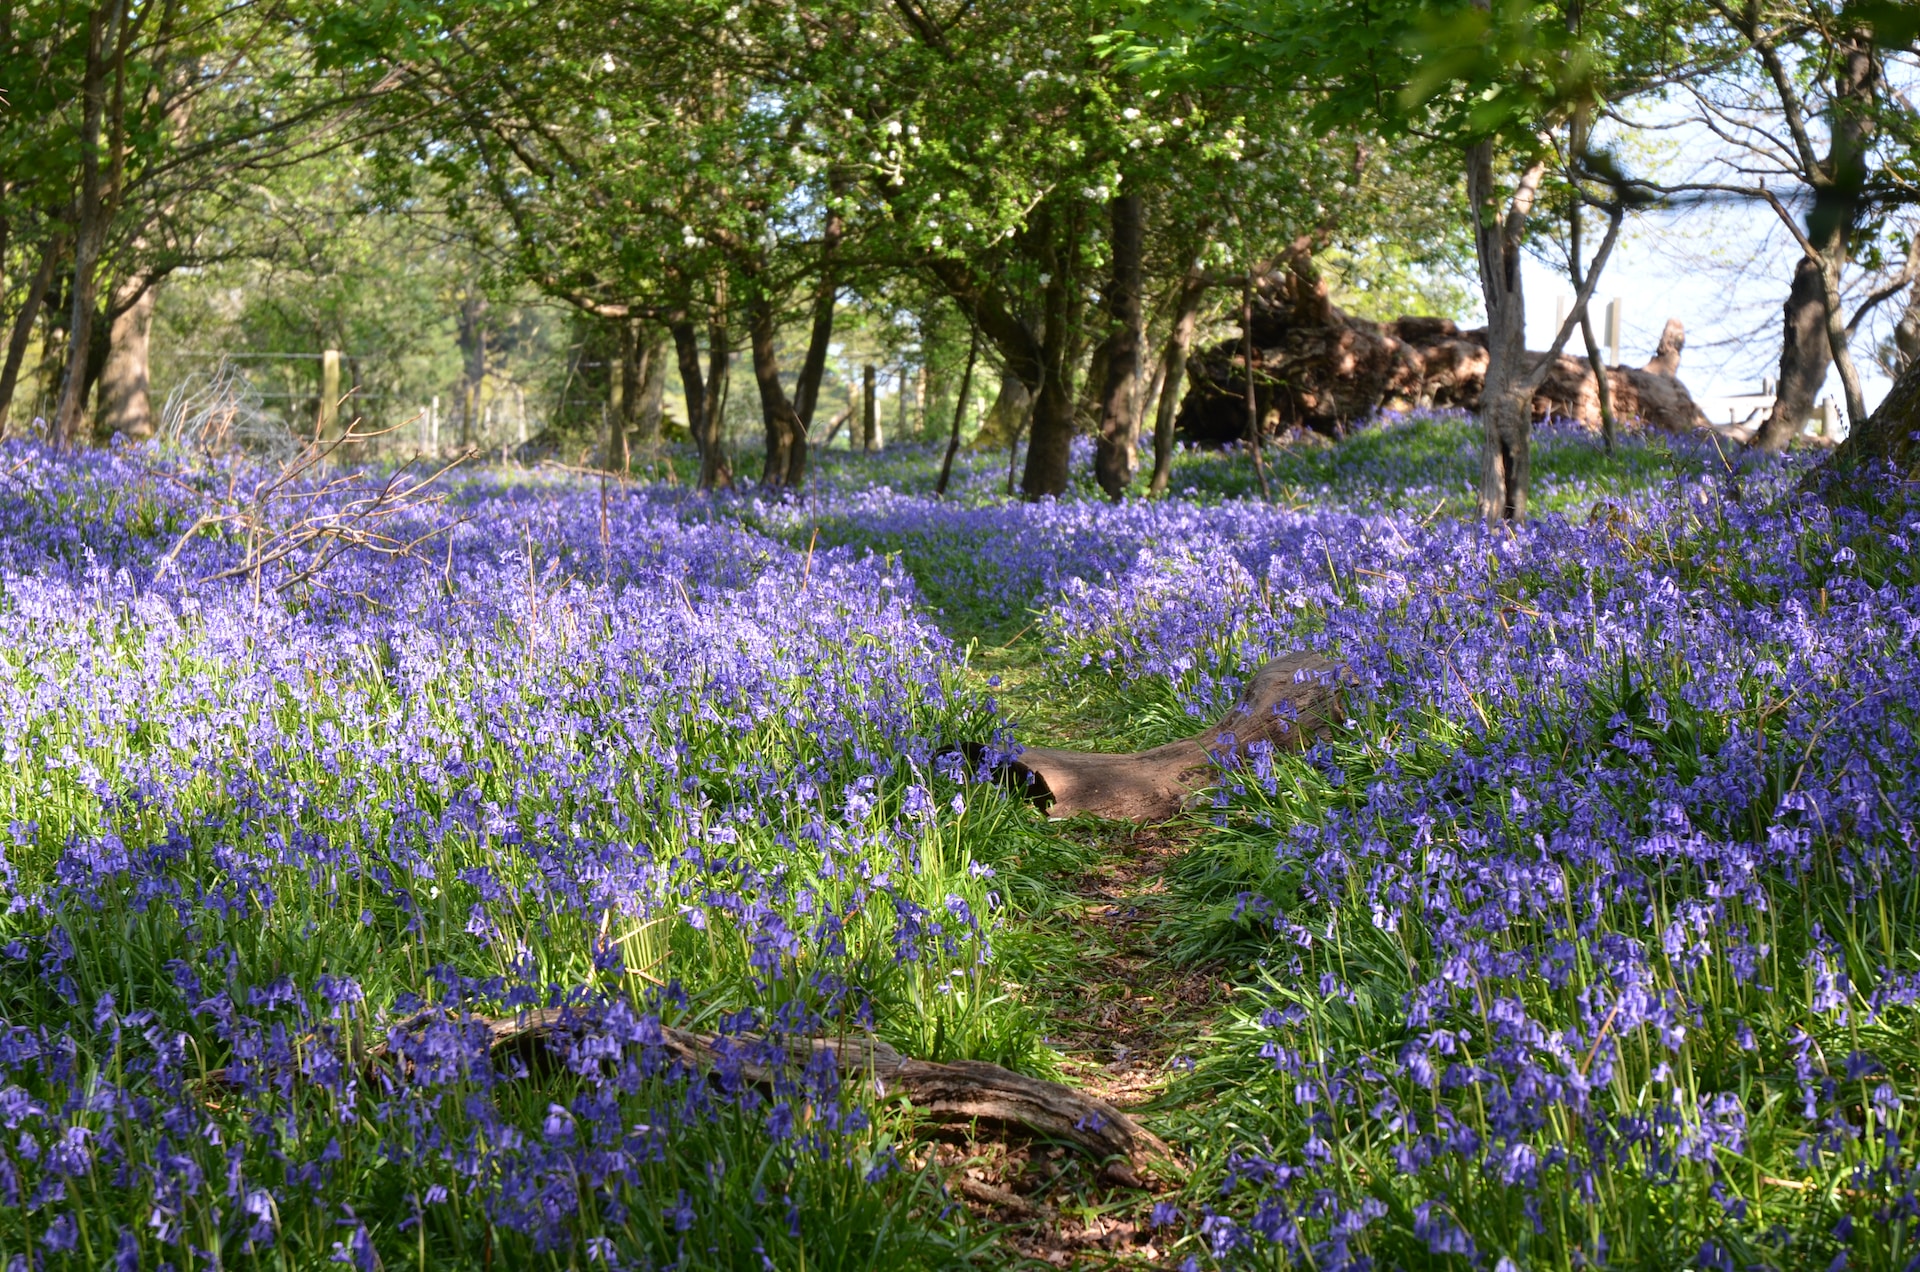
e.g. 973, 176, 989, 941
933, 635, 1239, 1266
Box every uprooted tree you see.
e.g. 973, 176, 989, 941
1172, 268, 1711, 442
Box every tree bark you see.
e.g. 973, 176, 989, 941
702, 299, 733, 487
1240, 269, 1272, 500
922, 205, 1088, 494
456, 293, 488, 452
614, 318, 637, 469
1750, 33, 1878, 454
974, 368, 1029, 450
1468, 142, 1545, 522
51, 3, 115, 450
0, 232, 64, 435
97, 269, 158, 440
1818, 346, 1918, 489
793, 204, 843, 432
634, 326, 666, 444
1148, 266, 1207, 497
220, 1009, 1172, 1183
861, 363, 878, 451
1752, 254, 1838, 452
1077, 336, 1111, 434
1093, 196, 1145, 500
671, 319, 706, 456
748, 291, 807, 489
897, 363, 911, 440
1020, 204, 1076, 499
926, 257, 1043, 391
935, 324, 979, 496
1895, 276, 1920, 373
671, 310, 732, 490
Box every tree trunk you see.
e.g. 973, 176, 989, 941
1020, 209, 1076, 499
97, 270, 157, 440
0, 232, 64, 435
1751, 33, 1878, 453
1895, 277, 1920, 373
861, 363, 878, 451
817, 406, 853, 450
671, 313, 732, 490
671, 319, 706, 458
1751, 254, 1835, 452
1468, 142, 1544, 522
701, 303, 732, 488
1022, 374, 1072, 497
1093, 196, 1144, 499
748, 291, 807, 489
1147, 267, 1207, 497
1819, 347, 1918, 489
221, 1009, 1171, 1184
51, 4, 113, 450
615, 318, 640, 469
1137, 335, 1166, 444
921, 203, 1072, 496
1568, 199, 1618, 454
1077, 336, 1111, 435
897, 363, 910, 441
793, 206, 843, 431
1812, 37, 1875, 429
935, 324, 979, 496
1004, 652, 1341, 821
975, 367, 1029, 449
456, 294, 488, 452
634, 327, 666, 444
1241, 269, 1272, 500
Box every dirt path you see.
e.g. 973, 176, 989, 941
1029, 823, 1229, 1108
932, 638, 1236, 1265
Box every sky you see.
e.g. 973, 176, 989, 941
1505, 71, 1918, 430
1518, 198, 1901, 423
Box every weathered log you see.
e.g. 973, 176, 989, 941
454, 1012, 1170, 1183
208, 1008, 1172, 1182
1007, 651, 1342, 822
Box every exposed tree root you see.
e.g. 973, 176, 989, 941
1005, 651, 1342, 821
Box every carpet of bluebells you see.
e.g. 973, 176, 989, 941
4, 416, 1920, 1270
0, 444, 1024, 1269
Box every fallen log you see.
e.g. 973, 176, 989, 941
206, 1008, 1172, 1184
430, 1011, 1171, 1184
1007, 651, 1343, 822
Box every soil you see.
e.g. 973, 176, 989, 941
934, 641, 1243, 1266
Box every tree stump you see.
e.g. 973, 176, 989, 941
1006, 651, 1343, 821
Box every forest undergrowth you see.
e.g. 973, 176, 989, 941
2, 416, 1919, 1270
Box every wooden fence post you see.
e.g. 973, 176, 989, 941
319, 349, 341, 440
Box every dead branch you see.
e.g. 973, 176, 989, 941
155, 419, 471, 598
